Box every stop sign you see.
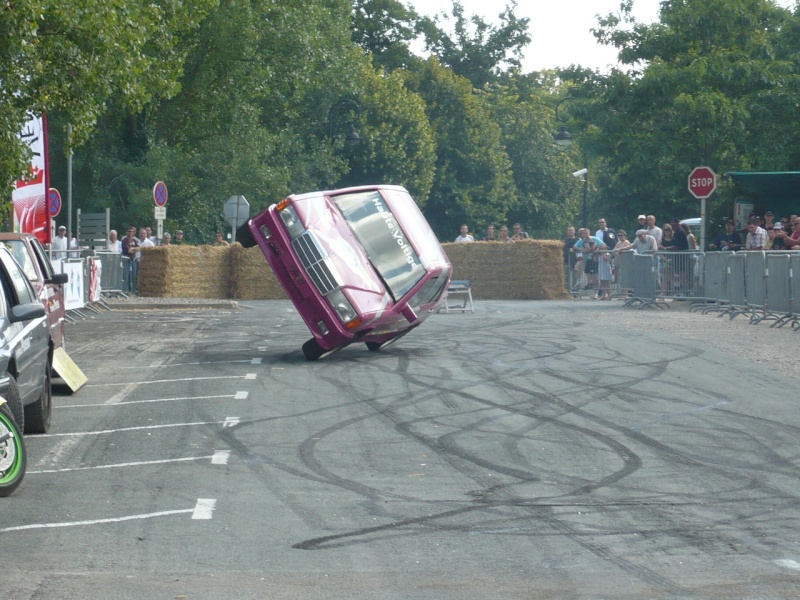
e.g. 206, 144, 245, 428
688, 166, 716, 199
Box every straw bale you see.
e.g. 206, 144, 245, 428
138, 245, 231, 298
229, 244, 287, 300
441, 240, 568, 300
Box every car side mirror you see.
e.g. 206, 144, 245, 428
47, 273, 69, 285
10, 302, 46, 323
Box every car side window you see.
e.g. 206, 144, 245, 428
5, 241, 37, 281
30, 238, 55, 280
0, 251, 36, 305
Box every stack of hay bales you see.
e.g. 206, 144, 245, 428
229, 245, 287, 300
441, 240, 567, 300
138, 239, 566, 300
138, 245, 231, 298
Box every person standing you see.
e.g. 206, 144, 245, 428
52, 226, 68, 259
511, 223, 529, 240
213, 231, 230, 246
646, 215, 663, 247
482, 224, 497, 241
709, 219, 742, 251
745, 217, 767, 250
121, 227, 140, 291
161, 232, 172, 246
498, 225, 514, 243
174, 230, 185, 245
595, 217, 617, 250
454, 224, 474, 243
632, 229, 658, 253
106, 230, 122, 253
562, 226, 579, 290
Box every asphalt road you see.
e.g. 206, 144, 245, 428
2, 299, 800, 599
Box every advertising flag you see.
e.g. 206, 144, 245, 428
12, 113, 50, 244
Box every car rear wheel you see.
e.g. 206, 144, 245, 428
0, 402, 26, 497
4, 375, 23, 434
302, 338, 345, 361
24, 359, 52, 434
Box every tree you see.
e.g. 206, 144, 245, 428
351, 0, 420, 71
416, 1, 531, 87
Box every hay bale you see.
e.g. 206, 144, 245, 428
441, 240, 567, 300
230, 245, 287, 300
138, 245, 231, 298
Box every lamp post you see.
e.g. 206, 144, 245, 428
554, 98, 589, 229
328, 99, 361, 144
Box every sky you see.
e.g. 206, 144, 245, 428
410, 0, 796, 72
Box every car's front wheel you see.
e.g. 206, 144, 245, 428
24, 359, 52, 434
0, 401, 26, 497
302, 339, 345, 361
4, 374, 23, 434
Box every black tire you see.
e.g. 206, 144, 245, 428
302, 338, 345, 361
0, 402, 26, 497
4, 375, 23, 435
235, 221, 257, 248
24, 359, 52, 434
365, 327, 413, 352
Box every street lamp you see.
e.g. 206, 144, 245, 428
554, 98, 589, 228
328, 99, 361, 144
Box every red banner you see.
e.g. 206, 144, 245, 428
12, 113, 50, 244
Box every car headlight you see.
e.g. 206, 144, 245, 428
277, 204, 304, 239
326, 288, 359, 327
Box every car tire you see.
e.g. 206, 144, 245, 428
4, 375, 24, 434
0, 402, 26, 497
302, 339, 345, 361
24, 359, 52, 434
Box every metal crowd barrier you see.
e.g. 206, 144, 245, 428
93, 252, 129, 295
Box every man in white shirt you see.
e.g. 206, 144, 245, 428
646, 215, 663, 246
52, 226, 68, 259
107, 230, 122, 253
454, 224, 474, 243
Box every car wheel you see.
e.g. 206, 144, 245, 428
302, 338, 345, 361
0, 402, 26, 497
24, 359, 52, 434
4, 375, 24, 434
365, 327, 415, 352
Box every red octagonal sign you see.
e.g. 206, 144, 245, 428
688, 166, 716, 199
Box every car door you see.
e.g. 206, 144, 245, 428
0, 250, 48, 404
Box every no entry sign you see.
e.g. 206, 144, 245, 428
688, 166, 716, 199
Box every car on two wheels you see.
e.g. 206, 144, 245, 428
241, 185, 452, 360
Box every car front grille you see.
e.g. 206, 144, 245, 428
291, 231, 338, 295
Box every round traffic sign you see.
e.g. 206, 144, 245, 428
153, 181, 168, 206
688, 166, 716, 199
48, 187, 62, 217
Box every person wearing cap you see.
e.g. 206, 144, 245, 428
174, 230, 185, 245
645, 215, 662, 246
764, 210, 776, 231
572, 228, 606, 291
710, 220, 742, 251
745, 217, 766, 250
766, 221, 785, 250
632, 229, 657, 253
633, 214, 647, 235
52, 225, 68, 259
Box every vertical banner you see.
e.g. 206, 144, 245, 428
12, 113, 50, 244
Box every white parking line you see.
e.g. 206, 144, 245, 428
35, 420, 233, 438
60, 394, 238, 409
88, 375, 253, 388
192, 498, 217, 519
211, 450, 231, 465
29, 454, 224, 474
234, 391, 249, 400
222, 417, 240, 428
0, 506, 201, 532
251, 358, 262, 364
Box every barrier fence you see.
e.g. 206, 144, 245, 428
616, 249, 800, 329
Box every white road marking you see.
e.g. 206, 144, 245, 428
89, 375, 252, 389
34, 420, 232, 438
114, 359, 254, 369
211, 450, 231, 465
775, 559, 800, 571
192, 498, 217, 519
0, 508, 196, 532
222, 417, 240, 428
234, 391, 249, 400
251, 357, 262, 364
61, 394, 236, 409
29, 455, 217, 474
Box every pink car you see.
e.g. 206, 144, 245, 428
244, 185, 452, 360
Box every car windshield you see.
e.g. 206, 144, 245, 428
3, 241, 37, 281
332, 191, 426, 300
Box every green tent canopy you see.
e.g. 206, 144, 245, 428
726, 171, 800, 218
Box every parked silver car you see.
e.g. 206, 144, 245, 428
0, 245, 51, 433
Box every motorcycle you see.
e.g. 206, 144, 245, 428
0, 397, 26, 496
